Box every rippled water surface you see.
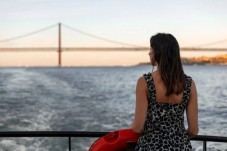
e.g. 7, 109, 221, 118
0, 65, 227, 151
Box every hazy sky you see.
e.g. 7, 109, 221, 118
0, 0, 227, 66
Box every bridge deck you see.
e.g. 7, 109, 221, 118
0, 47, 227, 52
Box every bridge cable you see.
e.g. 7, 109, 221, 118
62, 24, 142, 47
0, 24, 57, 43
193, 39, 227, 47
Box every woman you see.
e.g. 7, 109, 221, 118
130, 33, 198, 150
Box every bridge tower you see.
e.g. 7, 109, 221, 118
58, 23, 62, 67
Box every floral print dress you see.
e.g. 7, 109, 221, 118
135, 73, 192, 151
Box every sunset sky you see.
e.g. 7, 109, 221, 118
0, 0, 227, 66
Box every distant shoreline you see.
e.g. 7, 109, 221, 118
0, 54, 227, 67
138, 54, 227, 66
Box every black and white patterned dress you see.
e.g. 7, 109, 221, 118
135, 72, 192, 151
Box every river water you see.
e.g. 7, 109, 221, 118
0, 65, 227, 151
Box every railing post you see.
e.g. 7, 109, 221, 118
203, 140, 206, 151
69, 137, 71, 151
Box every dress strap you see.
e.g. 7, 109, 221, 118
143, 72, 156, 102
182, 75, 192, 105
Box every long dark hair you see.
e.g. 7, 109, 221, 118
150, 33, 185, 96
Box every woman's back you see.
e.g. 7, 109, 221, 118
135, 72, 192, 151
151, 71, 184, 104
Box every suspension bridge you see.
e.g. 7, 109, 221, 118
0, 23, 227, 66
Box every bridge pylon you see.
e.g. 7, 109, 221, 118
58, 23, 62, 67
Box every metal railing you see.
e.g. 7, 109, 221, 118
0, 131, 227, 151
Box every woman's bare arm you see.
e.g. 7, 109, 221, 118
186, 80, 199, 138
130, 76, 148, 134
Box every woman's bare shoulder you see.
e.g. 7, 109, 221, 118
190, 79, 197, 95
137, 76, 147, 86
135, 76, 148, 93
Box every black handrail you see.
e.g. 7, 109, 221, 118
0, 131, 227, 151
